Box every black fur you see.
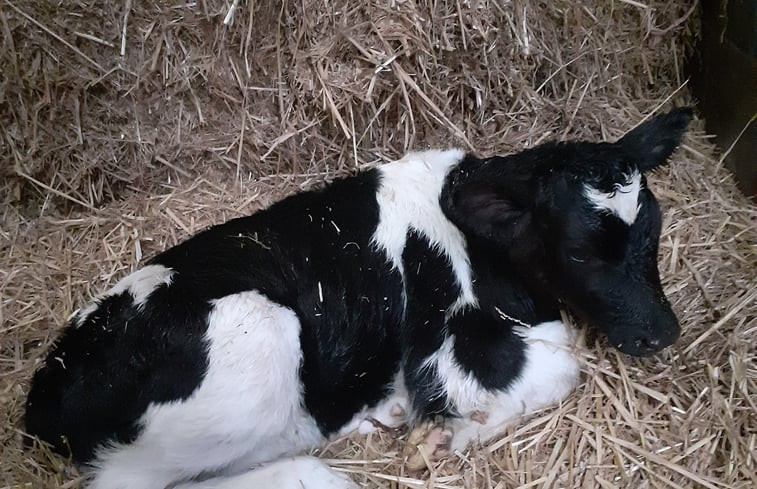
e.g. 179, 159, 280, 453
447, 233, 563, 391
27, 170, 407, 459
401, 231, 460, 417
25, 285, 211, 462
157, 170, 408, 437
442, 108, 691, 356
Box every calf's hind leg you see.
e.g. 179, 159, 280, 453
86, 290, 325, 489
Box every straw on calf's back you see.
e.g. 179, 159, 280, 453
25, 108, 691, 489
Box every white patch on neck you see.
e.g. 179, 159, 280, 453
372, 150, 485, 417
584, 171, 642, 225
372, 149, 477, 308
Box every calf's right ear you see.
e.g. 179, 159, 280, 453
617, 107, 693, 172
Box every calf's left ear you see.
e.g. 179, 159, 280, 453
617, 107, 693, 172
444, 179, 531, 243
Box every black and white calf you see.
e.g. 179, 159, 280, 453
26, 108, 691, 489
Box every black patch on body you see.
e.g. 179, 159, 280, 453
400, 231, 460, 417
438, 154, 566, 392
449, 235, 561, 391
25, 286, 210, 462
26, 170, 407, 461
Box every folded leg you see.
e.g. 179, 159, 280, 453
403, 320, 580, 468
449, 320, 581, 452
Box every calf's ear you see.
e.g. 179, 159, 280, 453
445, 180, 531, 242
617, 107, 693, 172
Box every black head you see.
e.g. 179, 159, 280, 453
443, 108, 692, 356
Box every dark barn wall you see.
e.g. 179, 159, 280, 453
690, 0, 757, 200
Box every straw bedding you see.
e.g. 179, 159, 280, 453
1, 0, 755, 487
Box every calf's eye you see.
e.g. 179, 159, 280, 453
568, 252, 597, 264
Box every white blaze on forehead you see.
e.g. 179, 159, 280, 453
584, 171, 642, 225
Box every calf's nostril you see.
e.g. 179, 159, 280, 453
634, 336, 660, 352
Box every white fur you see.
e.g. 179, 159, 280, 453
88, 290, 323, 489
172, 457, 358, 489
76, 265, 174, 326
372, 149, 477, 309
447, 321, 581, 452
421, 335, 492, 415
373, 150, 498, 418
584, 171, 642, 225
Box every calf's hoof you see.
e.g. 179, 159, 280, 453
402, 417, 454, 471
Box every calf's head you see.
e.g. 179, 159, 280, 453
445, 108, 692, 356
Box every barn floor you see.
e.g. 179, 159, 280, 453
1, 1, 755, 488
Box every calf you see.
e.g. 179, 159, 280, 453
25, 108, 691, 489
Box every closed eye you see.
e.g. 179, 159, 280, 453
568, 251, 600, 265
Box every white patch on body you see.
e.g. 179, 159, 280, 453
372, 149, 477, 309
584, 171, 642, 225
75, 265, 174, 327
421, 334, 491, 415
172, 457, 358, 489
372, 150, 487, 417
87, 290, 323, 489
446, 321, 581, 452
